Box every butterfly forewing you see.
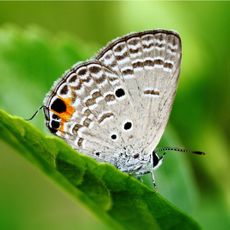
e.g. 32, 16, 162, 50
96, 30, 181, 152
43, 29, 181, 171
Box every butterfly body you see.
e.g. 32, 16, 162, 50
43, 29, 182, 176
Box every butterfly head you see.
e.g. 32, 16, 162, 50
151, 150, 164, 170
152, 147, 205, 170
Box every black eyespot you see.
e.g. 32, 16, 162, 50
124, 122, 132, 130
51, 98, 66, 113
51, 120, 60, 129
152, 151, 159, 167
95, 152, 100, 156
46, 122, 57, 134
115, 88, 125, 98
111, 134, 117, 140
52, 114, 60, 120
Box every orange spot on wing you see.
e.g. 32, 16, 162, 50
50, 97, 75, 133
58, 121, 65, 133
58, 97, 75, 121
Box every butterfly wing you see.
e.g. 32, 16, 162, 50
96, 30, 181, 153
43, 60, 136, 163
43, 29, 181, 165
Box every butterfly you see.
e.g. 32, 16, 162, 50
40, 29, 203, 184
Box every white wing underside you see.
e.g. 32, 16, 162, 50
44, 30, 181, 166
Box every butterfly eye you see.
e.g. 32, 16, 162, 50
152, 151, 160, 167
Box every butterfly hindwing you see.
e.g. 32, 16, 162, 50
44, 60, 137, 162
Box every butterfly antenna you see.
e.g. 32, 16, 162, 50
25, 105, 44, 121
155, 147, 205, 157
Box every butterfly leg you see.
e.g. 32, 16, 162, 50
136, 175, 144, 183
150, 170, 157, 188
135, 170, 157, 188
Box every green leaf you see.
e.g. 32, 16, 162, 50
0, 109, 200, 230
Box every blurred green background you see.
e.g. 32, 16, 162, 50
0, 1, 229, 230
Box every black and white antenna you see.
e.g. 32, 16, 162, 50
25, 105, 44, 121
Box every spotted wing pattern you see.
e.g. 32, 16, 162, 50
43, 29, 181, 168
